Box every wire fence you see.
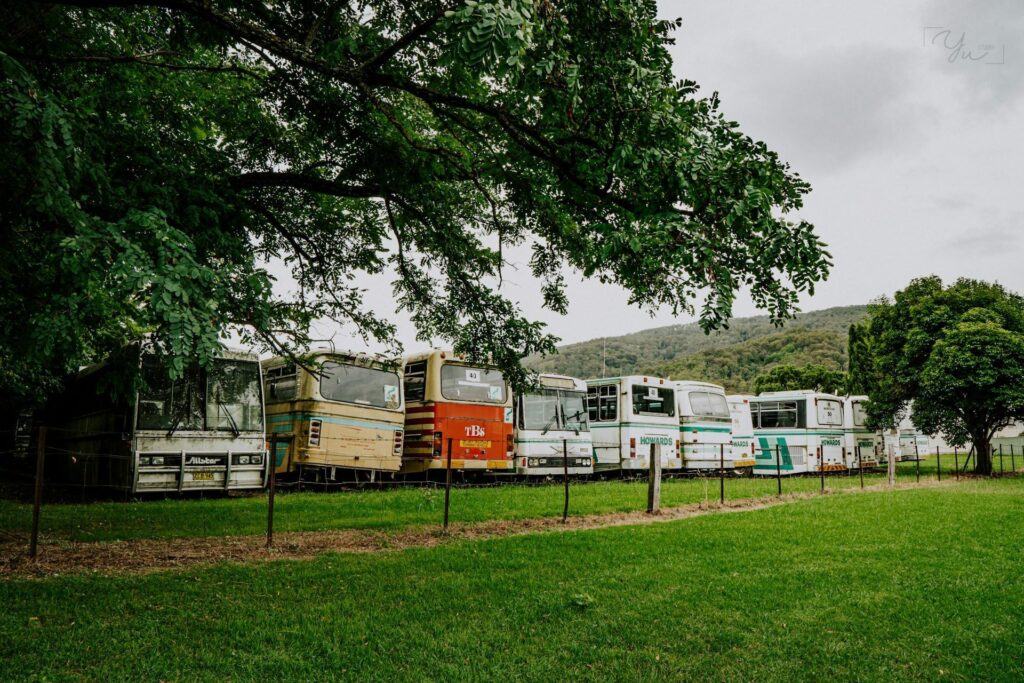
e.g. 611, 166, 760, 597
1, 426, 1019, 568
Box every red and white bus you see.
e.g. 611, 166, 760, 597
401, 350, 514, 474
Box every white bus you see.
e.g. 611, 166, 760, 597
674, 381, 735, 471
900, 429, 930, 460
48, 346, 267, 493
514, 374, 593, 476
844, 395, 880, 468
727, 394, 757, 472
586, 376, 680, 473
751, 391, 846, 476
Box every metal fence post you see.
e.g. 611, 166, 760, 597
562, 439, 570, 523
775, 444, 782, 496
916, 450, 921, 483
820, 448, 825, 493
937, 449, 942, 482
29, 426, 46, 560
999, 444, 1005, 476
857, 446, 864, 489
443, 437, 453, 531
719, 443, 725, 505
647, 443, 661, 514
1012, 444, 1016, 473
954, 447, 959, 481
266, 433, 277, 549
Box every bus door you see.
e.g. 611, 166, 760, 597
587, 384, 621, 470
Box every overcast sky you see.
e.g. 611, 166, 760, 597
284, 0, 1024, 354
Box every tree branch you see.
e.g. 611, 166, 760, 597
231, 172, 384, 198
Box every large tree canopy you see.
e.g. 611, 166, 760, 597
860, 277, 1024, 475
1, 1, 830, 403
752, 363, 846, 396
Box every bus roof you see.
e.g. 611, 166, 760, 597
673, 380, 725, 393
755, 390, 843, 401
585, 375, 673, 387
263, 350, 398, 371
537, 374, 587, 391
402, 349, 499, 368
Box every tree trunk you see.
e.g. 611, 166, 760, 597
974, 436, 993, 476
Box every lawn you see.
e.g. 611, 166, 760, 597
0, 460, 995, 543
1, 479, 1023, 681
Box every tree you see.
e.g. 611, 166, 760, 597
846, 322, 877, 396
864, 277, 1024, 475
752, 363, 846, 395
0, 1, 830, 404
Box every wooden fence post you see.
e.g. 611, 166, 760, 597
647, 443, 661, 514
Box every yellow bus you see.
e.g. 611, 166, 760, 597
263, 352, 405, 480
402, 350, 514, 473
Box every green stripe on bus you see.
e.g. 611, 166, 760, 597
267, 412, 402, 432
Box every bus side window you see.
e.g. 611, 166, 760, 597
404, 361, 427, 402
599, 385, 617, 421
587, 386, 617, 422
265, 365, 298, 401
587, 387, 599, 422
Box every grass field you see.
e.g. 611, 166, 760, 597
1, 478, 1023, 681
1, 458, 1010, 544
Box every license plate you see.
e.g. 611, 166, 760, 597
735, 460, 756, 467
459, 440, 492, 448
191, 471, 215, 481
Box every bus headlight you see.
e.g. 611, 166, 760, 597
251, 455, 262, 465
238, 455, 250, 464
528, 458, 539, 467
139, 456, 151, 466
151, 456, 164, 466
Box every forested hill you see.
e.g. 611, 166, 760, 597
524, 304, 867, 391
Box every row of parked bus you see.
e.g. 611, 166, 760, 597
5, 346, 929, 495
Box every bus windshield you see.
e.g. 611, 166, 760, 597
521, 390, 559, 431
320, 361, 401, 409
852, 402, 867, 427
631, 385, 675, 417
816, 399, 843, 426
440, 363, 507, 403
207, 360, 263, 432
521, 389, 590, 433
689, 391, 730, 420
138, 356, 262, 432
560, 390, 589, 433
138, 357, 204, 431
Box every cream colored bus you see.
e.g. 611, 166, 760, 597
263, 352, 404, 479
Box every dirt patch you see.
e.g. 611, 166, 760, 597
0, 481, 954, 578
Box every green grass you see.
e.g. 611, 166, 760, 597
2, 479, 1023, 681
2, 460, 1005, 543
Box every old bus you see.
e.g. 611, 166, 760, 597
47, 347, 266, 493
514, 374, 593, 476
586, 376, 680, 473
844, 395, 880, 468
263, 352, 404, 480
751, 391, 846, 476
726, 394, 757, 472
674, 381, 735, 471
401, 350, 513, 474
